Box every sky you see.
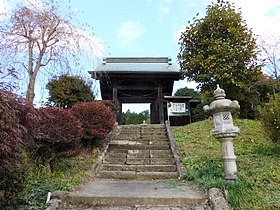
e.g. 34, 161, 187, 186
1, 0, 280, 112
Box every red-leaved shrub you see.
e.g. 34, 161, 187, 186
26, 107, 83, 173
71, 102, 115, 146
98, 100, 118, 113
0, 90, 26, 172
0, 90, 28, 206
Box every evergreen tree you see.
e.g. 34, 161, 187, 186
178, 0, 262, 103
46, 75, 94, 108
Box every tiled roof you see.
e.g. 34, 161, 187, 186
94, 57, 179, 73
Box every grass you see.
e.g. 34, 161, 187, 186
173, 119, 280, 210
17, 148, 99, 210
6, 120, 279, 209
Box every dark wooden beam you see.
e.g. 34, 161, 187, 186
158, 83, 164, 124
118, 86, 158, 91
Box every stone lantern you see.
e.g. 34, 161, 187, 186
203, 85, 240, 180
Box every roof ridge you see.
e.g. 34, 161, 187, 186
104, 57, 172, 64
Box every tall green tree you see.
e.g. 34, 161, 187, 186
178, 0, 262, 102
174, 87, 201, 100
46, 75, 94, 108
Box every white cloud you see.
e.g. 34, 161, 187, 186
231, 0, 280, 36
159, 5, 170, 21
174, 0, 280, 42
117, 20, 145, 45
160, 6, 170, 15
158, 0, 172, 22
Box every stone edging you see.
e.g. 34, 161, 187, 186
208, 188, 231, 210
92, 122, 119, 175
165, 120, 186, 179
165, 121, 231, 210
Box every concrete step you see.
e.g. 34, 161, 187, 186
100, 164, 177, 172
117, 127, 166, 134
96, 171, 179, 179
112, 139, 170, 144
103, 156, 175, 165
108, 143, 170, 151
126, 150, 173, 158
126, 158, 175, 165
111, 139, 170, 144
107, 148, 170, 153
117, 129, 167, 133
106, 148, 171, 154
62, 180, 208, 208
114, 135, 168, 141
97, 124, 178, 180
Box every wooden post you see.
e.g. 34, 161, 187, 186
150, 101, 157, 124
117, 100, 122, 124
112, 81, 122, 124
158, 83, 164, 124
112, 81, 118, 105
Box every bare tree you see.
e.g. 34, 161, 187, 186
0, 0, 103, 105
259, 36, 280, 79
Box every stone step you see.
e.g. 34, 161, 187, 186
127, 158, 175, 165
104, 150, 173, 158
110, 139, 169, 144
113, 139, 169, 144
118, 129, 167, 132
117, 128, 166, 132
97, 171, 178, 180
62, 180, 208, 208
108, 143, 170, 151
103, 157, 175, 165
119, 124, 165, 128
60, 205, 210, 210
107, 148, 172, 154
96, 123, 178, 180
117, 130, 167, 134
114, 135, 168, 141
127, 150, 173, 158
100, 164, 177, 172
110, 140, 170, 147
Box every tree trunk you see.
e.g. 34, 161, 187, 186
44, 158, 52, 175
26, 74, 36, 105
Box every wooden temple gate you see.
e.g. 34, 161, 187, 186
89, 57, 181, 124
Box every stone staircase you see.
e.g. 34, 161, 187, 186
96, 124, 179, 180
56, 124, 212, 210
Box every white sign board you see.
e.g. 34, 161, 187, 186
171, 103, 186, 113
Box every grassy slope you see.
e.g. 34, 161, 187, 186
173, 119, 280, 210
18, 149, 98, 209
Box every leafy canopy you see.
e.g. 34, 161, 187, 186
178, 0, 262, 100
46, 75, 94, 108
122, 109, 150, 125
174, 87, 201, 100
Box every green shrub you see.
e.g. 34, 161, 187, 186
0, 169, 28, 209
258, 93, 280, 143
46, 75, 94, 108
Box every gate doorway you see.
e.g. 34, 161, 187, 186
122, 103, 150, 125
89, 57, 181, 124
